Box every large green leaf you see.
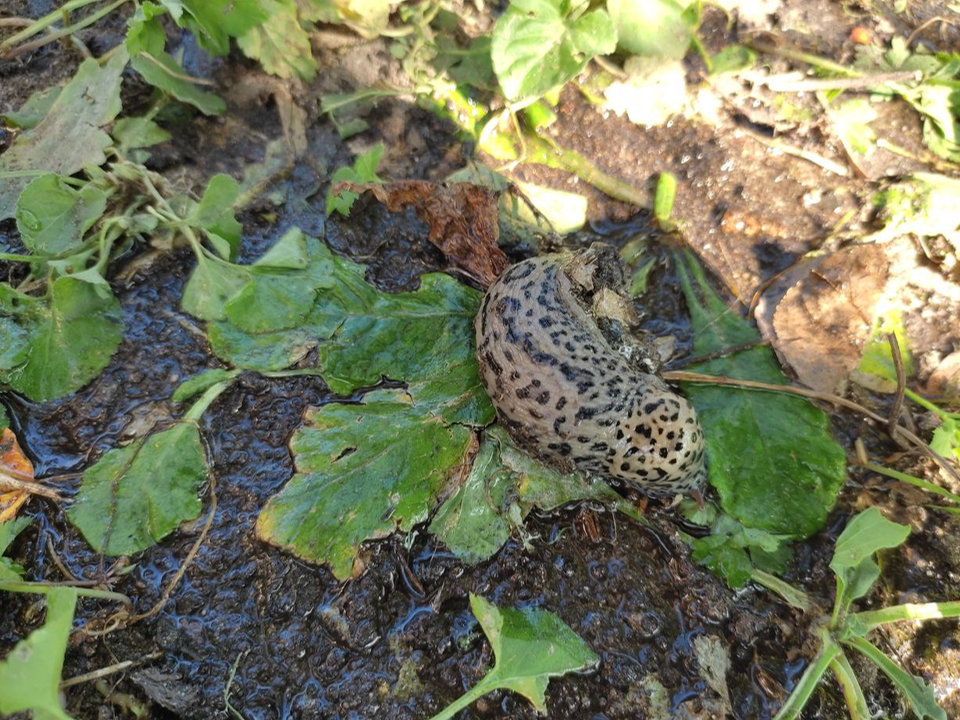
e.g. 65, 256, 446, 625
1, 277, 123, 402
15, 174, 108, 255
180, 0, 267, 56
0, 50, 126, 219
237, 0, 317, 81
67, 423, 207, 556
426, 595, 598, 720
0, 587, 78, 720
675, 250, 847, 538
430, 426, 639, 563
256, 385, 477, 579
491, 0, 617, 103
607, 0, 693, 59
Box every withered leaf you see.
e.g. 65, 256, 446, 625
329, 180, 508, 286
756, 244, 890, 394
0, 429, 38, 523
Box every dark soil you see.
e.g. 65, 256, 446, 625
2, 1, 960, 719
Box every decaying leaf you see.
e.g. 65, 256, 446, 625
755, 244, 891, 394
329, 180, 509, 285
0, 429, 37, 523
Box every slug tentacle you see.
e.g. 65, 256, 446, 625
475, 242, 707, 497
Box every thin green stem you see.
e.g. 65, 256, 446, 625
772, 633, 842, 720
850, 600, 960, 630
524, 135, 651, 209
747, 41, 861, 78
863, 461, 960, 505
426, 675, 498, 720
904, 387, 947, 418
0, 0, 104, 49
830, 651, 869, 720
0, 580, 131, 606
1, 0, 130, 59
184, 376, 240, 422
751, 569, 811, 612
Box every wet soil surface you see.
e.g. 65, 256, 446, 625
2, 1, 960, 719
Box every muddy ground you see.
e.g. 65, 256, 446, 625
2, 1, 960, 718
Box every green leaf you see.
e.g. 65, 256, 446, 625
207, 322, 317, 371
1, 277, 123, 402
426, 595, 598, 720
256, 386, 476, 579
15, 174, 108, 255
830, 99, 878, 157
310, 269, 487, 396
844, 636, 946, 720
127, 4, 227, 115
930, 418, 960, 461
710, 45, 755, 74
830, 508, 910, 573
871, 173, 960, 247
187, 174, 243, 260
0, 317, 32, 371
0, 587, 78, 720
0, 86, 61, 130
491, 0, 617, 103
0, 518, 32, 581
691, 513, 789, 589
830, 508, 910, 610
181, 258, 251, 322
173, 368, 240, 403
857, 309, 914, 391
67, 423, 208, 556
607, 0, 693, 59
237, 0, 317, 81
180, 0, 268, 56
326, 143, 385, 216
675, 250, 847, 538
129, 52, 227, 116
111, 117, 172, 153
0, 50, 127, 219
430, 427, 638, 563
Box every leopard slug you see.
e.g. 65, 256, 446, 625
475, 242, 707, 497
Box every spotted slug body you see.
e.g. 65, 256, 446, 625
475, 243, 707, 497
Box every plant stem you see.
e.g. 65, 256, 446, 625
426, 676, 497, 720
524, 135, 651, 209
772, 633, 842, 720
747, 40, 861, 77
862, 461, 960, 505
1, 0, 131, 59
184, 375, 240, 422
0, 0, 104, 49
850, 600, 960, 629
751, 569, 811, 612
0, 580, 131, 606
830, 651, 870, 720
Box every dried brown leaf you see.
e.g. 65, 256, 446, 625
330, 180, 509, 286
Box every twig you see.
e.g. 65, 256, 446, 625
760, 70, 921, 92
666, 339, 770, 370
83, 473, 218, 636
887, 333, 906, 441
60, 652, 162, 689
223, 650, 250, 720
664, 370, 960, 486
0, 472, 62, 501
906, 16, 960, 49
742, 130, 849, 177
46, 535, 79, 582
0, 17, 34, 28
0, 0, 130, 59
